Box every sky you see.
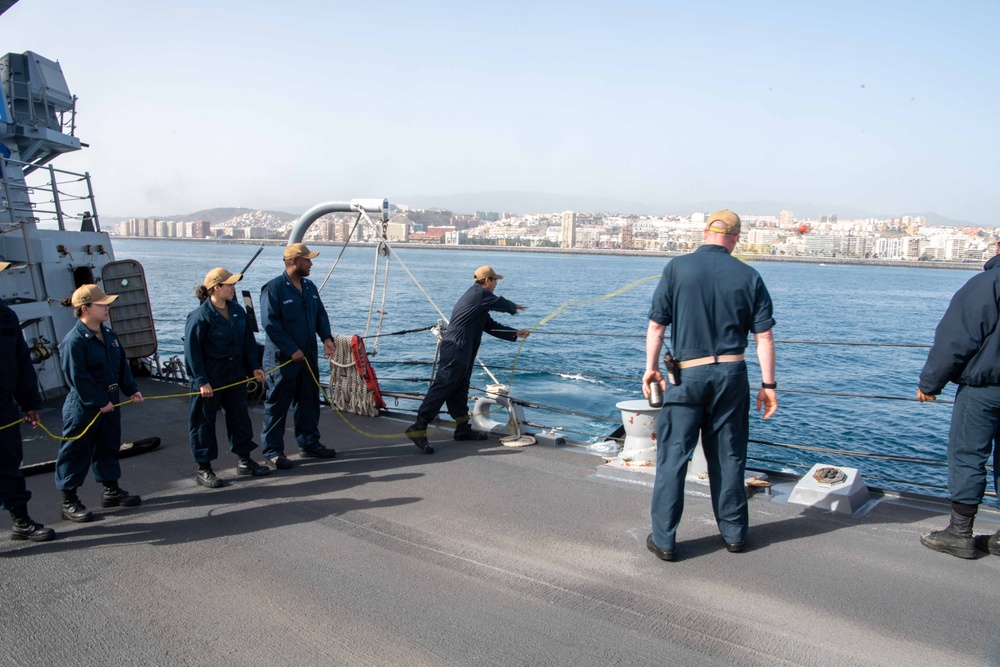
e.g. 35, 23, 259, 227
3, 1, 998, 223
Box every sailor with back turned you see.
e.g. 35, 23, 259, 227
643, 210, 778, 561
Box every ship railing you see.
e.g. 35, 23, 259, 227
371, 333, 993, 499
1, 157, 99, 231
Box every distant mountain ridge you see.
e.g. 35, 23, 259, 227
169, 207, 299, 224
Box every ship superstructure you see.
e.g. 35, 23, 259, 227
0, 48, 155, 399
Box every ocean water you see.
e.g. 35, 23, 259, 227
115, 238, 978, 496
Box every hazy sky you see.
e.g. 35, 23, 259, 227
4, 1, 998, 222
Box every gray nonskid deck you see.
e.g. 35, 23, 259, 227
2, 377, 997, 666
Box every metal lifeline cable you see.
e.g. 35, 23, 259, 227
377, 360, 639, 381
360, 325, 436, 339
386, 245, 449, 323
373, 244, 391, 354
772, 339, 932, 348
779, 388, 954, 405
317, 210, 364, 293
387, 245, 502, 386
748, 437, 950, 466
466, 383, 620, 423
350, 273, 948, 440
390, 328, 933, 348
364, 239, 391, 355
524, 331, 645, 338
505, 275, 661, 390
382, 362, 951, 405
364, 241, 381, 340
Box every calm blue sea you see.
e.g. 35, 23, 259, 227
115, 239, 978, 497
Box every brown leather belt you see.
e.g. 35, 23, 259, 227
677, 354, 745, 369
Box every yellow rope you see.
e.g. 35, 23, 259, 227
2, 276, 658, 443
506, 275, 660, 389
0, 359, 296, 440
310, 275, 661, 440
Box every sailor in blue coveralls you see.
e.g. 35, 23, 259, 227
406, 265, 529, 454
184, 267, 270, 488
0, 260, 54, 542
917, 242, 1000, 559
55, 284, 144, 523
259, 243, 337, 469
643, 210, 778, 561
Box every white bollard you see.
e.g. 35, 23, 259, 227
614, 400, 660, 464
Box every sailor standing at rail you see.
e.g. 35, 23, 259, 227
406, 266, 529, 454
917, 241, 1000, 559
55, 284, 144, 523
184, 268, 271, 488
643, 210, 778, 562
0, 260, 54, 542
259, 243, 337, 469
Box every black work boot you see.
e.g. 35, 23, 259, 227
454, 423, 488, 441
61, 490, 93, 523
406, 419, 434, 454
920, 504, 977, 559
974, 529, 1000, 556
101, 481, 142, 508
195, 465, 225, 489
236, 457, 270, 477
9, 504, 55, 542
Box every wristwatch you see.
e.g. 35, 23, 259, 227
761, 382, 777, 389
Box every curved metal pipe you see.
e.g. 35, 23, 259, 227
287, 198, 389, 245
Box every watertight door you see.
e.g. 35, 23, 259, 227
102, 260, 158, 359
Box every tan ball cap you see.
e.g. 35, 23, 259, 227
473, 265, 504, 281
72, 284, 118, 307
705, 209, 741, 235
0, 261, 10, 272
204, 267, 242, 289
284, 243, 319, 261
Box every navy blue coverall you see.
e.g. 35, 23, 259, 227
185, 298, 262, 464
0, 300, 41, 510
416, 284, 518, 425
648, 245, 775, 550
55, 320, 138, 491
259, 272, 332, 458
919, 253, 1000, 506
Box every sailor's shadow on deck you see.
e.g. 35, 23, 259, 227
4, 442, 518, 556
665, 498, 948, 559
8, 495, 421, 555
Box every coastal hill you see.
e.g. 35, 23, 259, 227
171, 207, 298, 224
100, 207, 298, 228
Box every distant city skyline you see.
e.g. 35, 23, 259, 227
108, 207, 987, 264
4, 1, 997, 225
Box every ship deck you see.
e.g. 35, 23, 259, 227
4, 376, 998, 667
